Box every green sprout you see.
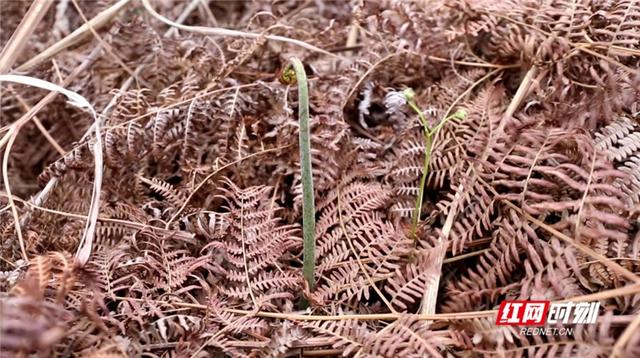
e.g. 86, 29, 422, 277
282, 58, 316, 290
405, 88, 466, 238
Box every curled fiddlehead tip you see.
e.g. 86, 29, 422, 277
278, 64, 297, 85
403, 88, 416, 103
451, 108, 467, 120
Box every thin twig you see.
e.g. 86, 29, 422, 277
69, 0, 144, 86
141, 0, 338, 58
442, 249, 489, 264
10, 88, 66, 155
113, 282, 640, 322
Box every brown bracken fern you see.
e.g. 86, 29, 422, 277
1, 0, 640, 356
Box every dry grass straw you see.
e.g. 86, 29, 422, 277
15, 0, 131, 73
0, 0, 54, 73
0, 74, 102, 266
140, 0, 339, 58
113, 281, 640, 323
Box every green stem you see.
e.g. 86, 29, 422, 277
407, 98, 432, 238
287, 58, 316, 290
405, 89, 466, 239
412, 132, 432, 237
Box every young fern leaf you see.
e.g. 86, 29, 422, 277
282, 58, 316, 290
405, 88, 466, 237
405, 88, 433, 238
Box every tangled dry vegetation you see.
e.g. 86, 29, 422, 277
1, 0, 640, 356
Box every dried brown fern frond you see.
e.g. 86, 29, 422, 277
385, 246, 444, 312
3, 0, 640, 355
11, 251, 78, 302
82, 245, 135, 300
312, 178, 412, 308
442, 209, 532, 313
519, 239, 588, 301
138, 176, 185, 209
141, 240, 208, 292
0, 296, 68, 356
493, 127, 631, 287
301, 315, 449, 357
451, 0, 640, 126
196, 179, 302, 311
596, 115, 640, 205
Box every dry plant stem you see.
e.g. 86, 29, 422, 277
611, 312, 640, 358
140, 0, 338, 58
574, 151, 596, 242
496, 66, 537, 135
113, 282, 640, 322
69, 0, 143, 86
166, 0, 208, 37
11, 89, 66, 155
425, 55, 520, 69
1, 192, 195, 242
196, 0, 217, 27
2, 130, 28, 260
15, 0, 132, 72
442, 249, 488, 263
0, 0, 53, 73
